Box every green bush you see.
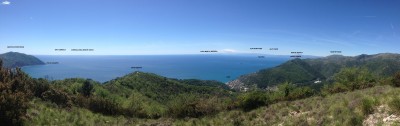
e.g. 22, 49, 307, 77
274, 82, 314, 101
166, 94, 224, 118
348, 115, 364, 126
42, 88, 72, 108
72, 95, 90, 107
333, 67, 375, 91
389, 97, 400, 114
329, 83, 349, 94
190, 97, 220, 116
0, 61, 31, 125
322, 67, 377, 95
88, 97, 123, 116
0, 84, 29, 126
287, 86, 314, 100
361, 97, 375, 115
126, 91, 166, 118
166, 94, 195, 118
321, 83, 348, 95
391, 72, 400, 87
277, 82, 296, 98
32, 78, 50, 98
237, 91, 269, 111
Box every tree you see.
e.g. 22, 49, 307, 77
81, 79, 94, 97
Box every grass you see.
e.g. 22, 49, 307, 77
26, 99, 131, 126
25, 85, 400, 125
172, 85, 400, 126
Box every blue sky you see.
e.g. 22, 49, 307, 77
0, 0, 399, 56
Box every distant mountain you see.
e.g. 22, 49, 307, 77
0, 52, 45, 68
227, 53, 400, 90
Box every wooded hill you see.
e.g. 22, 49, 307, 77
227, 53, 400, 90
0, 52, 45, 68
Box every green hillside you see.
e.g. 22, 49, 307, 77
0, 52, 45, 68
48, 71, 234, 119
228, 53, 400, 90
103, 71, 231, 103
237, 58, 325, 89
306, 53, 400, 78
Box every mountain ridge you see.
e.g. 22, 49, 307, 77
227, 53, 400, 91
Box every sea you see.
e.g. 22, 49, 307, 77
21, 54, 292, 83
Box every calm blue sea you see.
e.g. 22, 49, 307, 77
21, 55, 291, 83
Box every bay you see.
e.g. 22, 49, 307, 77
21, 55, 291, 83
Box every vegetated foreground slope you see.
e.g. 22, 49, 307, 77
228, 53, 400, 90
0, 52, 45, 68
174, 85, 400, 126
25, 85, 400, 125
2, 52, 400, 125
0, 58, 235, 125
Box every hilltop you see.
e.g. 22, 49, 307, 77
0, 52, 45, 68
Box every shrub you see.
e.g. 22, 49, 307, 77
275, 82, 314, 101
0, 84, 29, 125
391, 72, 400, 87
237, 91, 269, 111
127, 92, 166, 118
348, 115, 364, 126
277, 82, 296, 98
88, 97, 122, 116
166, 94, 223, 118
287, 87, 314, 100
191, 97, 220, 116
0, 61, 31, 125
42, 88, 73, 108
389, 97, 400, 114
72, 95, 90, 108
166, 96, 185, 118
167, 94, 199, 118
32, 78, 50, 98
333, 67, 375, 91
330, 83, 349, 93
361, 98, 375, 115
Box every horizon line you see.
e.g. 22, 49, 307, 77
2, 51, 399, 57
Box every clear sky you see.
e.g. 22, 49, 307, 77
0, 0, 399, 56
